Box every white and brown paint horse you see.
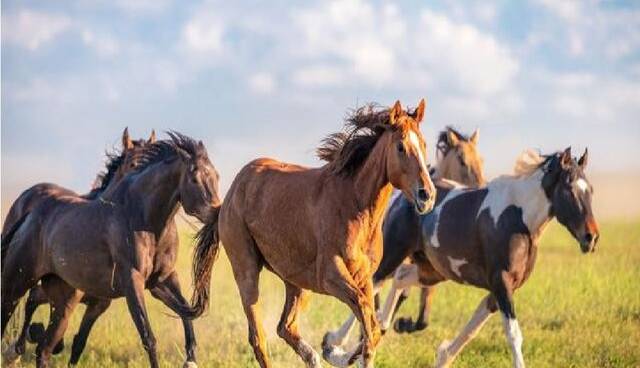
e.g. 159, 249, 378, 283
376, 147, 598, 367
325, 127, 486, 347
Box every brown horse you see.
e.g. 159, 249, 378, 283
1, 128, 154, 364
325, 127, 486, 347
189, 100, 436, 368
1, 132, 220, 368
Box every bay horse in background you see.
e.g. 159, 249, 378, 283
383, 148, 598, 368
1, 128, 154, 364
1, 132, 221, 368
325, 127, 486, 349
190, 100, 436, 368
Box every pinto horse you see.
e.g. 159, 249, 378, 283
325, 127, 486, 347
1, 132, 220, 368
377, 147, 599, 367
1, 128, 154, 364
189, 100, 436, 368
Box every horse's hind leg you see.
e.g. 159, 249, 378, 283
36, 277, 83, 368
13, 285, 48, 356
435, 294, 495, 368
149, 271, 197, 368
277, 281, 321, 368
68, 297, 111, 366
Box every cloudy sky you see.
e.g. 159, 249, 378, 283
2, 0, 640, 216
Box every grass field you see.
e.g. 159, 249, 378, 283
3, 219, 640, 367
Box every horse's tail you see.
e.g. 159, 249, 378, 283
1, 212, 29, 267
182, 207, 221, 319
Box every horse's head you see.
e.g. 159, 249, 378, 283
543, 147, 599, 253
115, 128, 157, 180
437, 128, 485, 186
385, 99, 436, 214
173, 135, 221, 223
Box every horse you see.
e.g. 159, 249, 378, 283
1, 132, 221, 368
1, 128, 154, 364
188, 100, 436, 368
325, 127, 486, 348
379, 147, 599, 367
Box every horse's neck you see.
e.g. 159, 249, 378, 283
487, 170, 552, 237
123, 160, 183, 234
352, 135, 394, 227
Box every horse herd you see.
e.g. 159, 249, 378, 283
1, 99, 599, 368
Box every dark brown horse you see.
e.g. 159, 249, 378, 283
189, 100, 436, 368
378, 148, 599, 367
325, 127, 486, 347
1, 132, 221, 368
1, 128, 154, 365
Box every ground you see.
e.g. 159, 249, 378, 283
3, 220, 639, 367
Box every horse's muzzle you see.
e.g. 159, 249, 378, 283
579, 232, 599, 253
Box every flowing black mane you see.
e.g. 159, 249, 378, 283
86, 151, 127, 199
436, 126, 470, 156
317, 103, 400, 176
134, 131, 205, 173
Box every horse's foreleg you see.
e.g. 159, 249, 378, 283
435, 294, 495, 368
277, 281, 321, 368
68, 298, 111, 366
149, 272, 198, 368
394, 285, 435, 333
123, 269, 159, 368
378, 263, 419, 332
492, 275, 525, 368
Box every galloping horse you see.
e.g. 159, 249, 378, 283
189, 100, 436, 368
1, 128, 154, 364
1, 132, 221, 368
325, 127, 486, 348
379, 148, 598, 367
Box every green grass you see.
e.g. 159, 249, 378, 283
4, 220, 640, 367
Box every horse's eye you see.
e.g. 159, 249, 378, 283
397, 142, 405, 153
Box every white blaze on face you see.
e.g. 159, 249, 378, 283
575, 178, 589, 193
409, 130, 429, 177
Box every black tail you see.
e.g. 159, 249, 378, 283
1, 212, 29, 267
181, 207, 221, 319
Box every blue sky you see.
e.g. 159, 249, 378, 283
2, 0, 640, 213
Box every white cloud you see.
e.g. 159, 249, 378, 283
292, 65, 345, 87
414, 9, 519, 96
182, 13, 225, 54
248, 73, 276, 95
2, 10, 71, 50
81, 30, 120, 57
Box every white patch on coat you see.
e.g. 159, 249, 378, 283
429, 189, 466, 248
477, 169, 551, 234
447, 256, 468, 278
409, 131, 429, 176
575, 178, 589, 192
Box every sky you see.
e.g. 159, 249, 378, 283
2, 0, 640, 218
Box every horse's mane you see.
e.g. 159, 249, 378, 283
134, 131, 204, 173
86, 151, 127, 199
513, 149, 555, 177
436, 126, 470, 156
317, 103, 398, 176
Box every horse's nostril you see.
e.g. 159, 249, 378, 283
584, 233, 594, 243
417, 188, 429, 202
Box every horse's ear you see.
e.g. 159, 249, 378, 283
447, 130, 459, 146
413, 98, 426, 124
389, 100, 403, 126
560, 146, 572, 169
470, 128, 480, 145
148, 129, 156, 143
122, 127, 133, 149
578, 148, 588, 169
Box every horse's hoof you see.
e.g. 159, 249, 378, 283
393, 317, 412, 333
183, 361, 198, 368
2, 342, 21, 366
435, 340, 452, 368
52, 338, 65, 355
28, 322, 46, 343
